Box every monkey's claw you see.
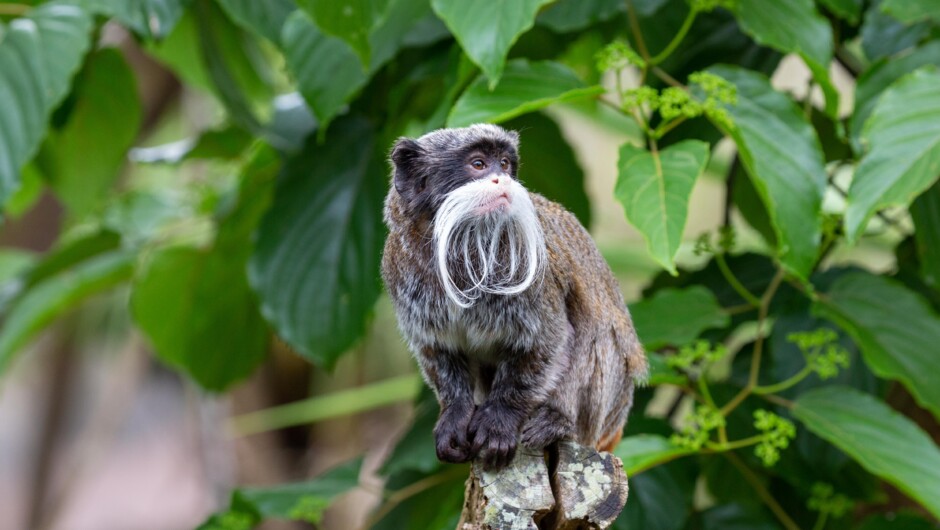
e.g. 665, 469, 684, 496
434, 405, 474, 463
468, 404, 519, 469
520, 406, 572, 449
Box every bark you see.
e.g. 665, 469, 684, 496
457, 441, 628, 530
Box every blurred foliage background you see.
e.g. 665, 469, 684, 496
1, 0, 940, 529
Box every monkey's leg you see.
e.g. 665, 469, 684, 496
468, 344, 553, 469
420, 347, 476, 463
519, 402, 575, 450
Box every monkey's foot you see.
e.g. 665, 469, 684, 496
551, 441, 628, 529
459, 446, 554, 530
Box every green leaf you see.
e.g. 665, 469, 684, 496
200, 458, 363, 528
129, 125, 254, 165
431, 0, 554, 88
42, 48, 141, 218
0, 251, 134, 374
911, 181, 940, 289
629, 286, 730, 350
282, 11, 369, 128
708, 66, 827, 279
646, 352, 685, 386
860, 0, 931, 62
537, 0, 624, 33
447, 60, 603, 128
793, 387, 940, 519
367, 0, 435, 71
380, 388, 441, 476
614, 434, 692, 475
76, 0, 191, 39
817, 0, 862, 22
132, 148, 278, 391
881, 0, 940, 24
0, 4, 93, 207
300, 0, 388, 68
614, 456, 695, 530
846, 69, 940, 242
733, 0, 838, 117
615, 140, 709, 273
858, 512, 937, 530
215, 0, 294, 44
815, 272, 940, 420
851, 42, 940, 149
249, 116, 385, 369
699, 504, 780, 530
503, 112, 591, 227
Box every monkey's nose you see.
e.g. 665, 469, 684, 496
491, 176, 500, 184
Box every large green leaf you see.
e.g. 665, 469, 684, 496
215, 0, 294, 44
132, 148, 278, 391
911, 181, 940, 288
282, 11, 368, 128
199, 458, 362, 528
249, 116, 385, 369
42, 48, 141, 218
431, 0, 554, 88
615, 140, 709, 273
881, 0, 940, 24
860, 0, 932, 62
447, 60, 602, 127
536, 0, 623, 33
793, 387, 940, 519
503, 112, 591, 227
0, 251, 134, 374
76, 0, 191, 39
845, 69, 940, 242
614, 435, 693, 475
300, 0, 388, 68
0, 4, 93, 207
629, 286, 729, 350
817, 0, 862, 22
733, 0, 838, 117
708, 66, 827, 279
815, 272, 940, 420
858, 513, 937, 530
614, 456, 695, 530
851, 42, 940, 149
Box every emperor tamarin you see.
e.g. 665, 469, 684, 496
381, 123, 647, 468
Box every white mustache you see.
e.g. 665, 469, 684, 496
433, 176, 546, 308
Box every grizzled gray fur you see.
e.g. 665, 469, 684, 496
381, 123, 647, 469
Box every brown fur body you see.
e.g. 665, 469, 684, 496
381, 124, 646, 468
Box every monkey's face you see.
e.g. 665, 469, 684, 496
389, 124, 545, 307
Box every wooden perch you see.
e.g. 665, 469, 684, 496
456, 441, 628, 530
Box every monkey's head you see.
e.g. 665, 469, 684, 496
389, 124, 546, 308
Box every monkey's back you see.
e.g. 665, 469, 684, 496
534, 194, 647, 451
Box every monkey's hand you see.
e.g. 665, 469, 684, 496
520, 404, 572, 450
468, 403, 521, 469
434, 402, 475, 463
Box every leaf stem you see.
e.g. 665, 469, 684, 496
360, 466, 467, 530
625, 0, 651, 62
753, 364, 814, 395
650, 8, 697, 65
725, 452, 801, 530
706, 434, 765, 451
720, 267, 786, 416
715, 253, 761, 307
652, 116, 687, 139
812, 511, 830, 530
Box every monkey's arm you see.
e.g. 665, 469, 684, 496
468, 341, 557, 469
418, 347, 477, 464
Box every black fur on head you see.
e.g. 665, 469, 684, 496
390, 123, 521, 215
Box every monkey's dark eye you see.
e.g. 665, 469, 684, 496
471, 159, 486, 170
500, 158, 510, 171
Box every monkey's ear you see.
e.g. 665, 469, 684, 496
506, 129, 520, 147
390, 138, 425, 201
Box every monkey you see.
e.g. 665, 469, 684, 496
381, 123, 647, 469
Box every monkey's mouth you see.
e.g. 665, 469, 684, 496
476, 191, 512, 215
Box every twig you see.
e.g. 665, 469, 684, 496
360, 466, 467, 530
725, 452, 801, 530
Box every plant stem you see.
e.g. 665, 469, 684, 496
650, 8, 698, 65
720, 267, 786, 416
360, 466, 467, 530
228, 374, 422, 436
759, 393, 796, 409
0, 3, 30, 15
753, 364, 814, 395
813, 512, 830, 530
625, 0, 651, 62
725, 452, 801, 530
653, 116, 687, 139
715, 253, 761, 307
706, 434, 765, 452
652, 66, 685, 88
